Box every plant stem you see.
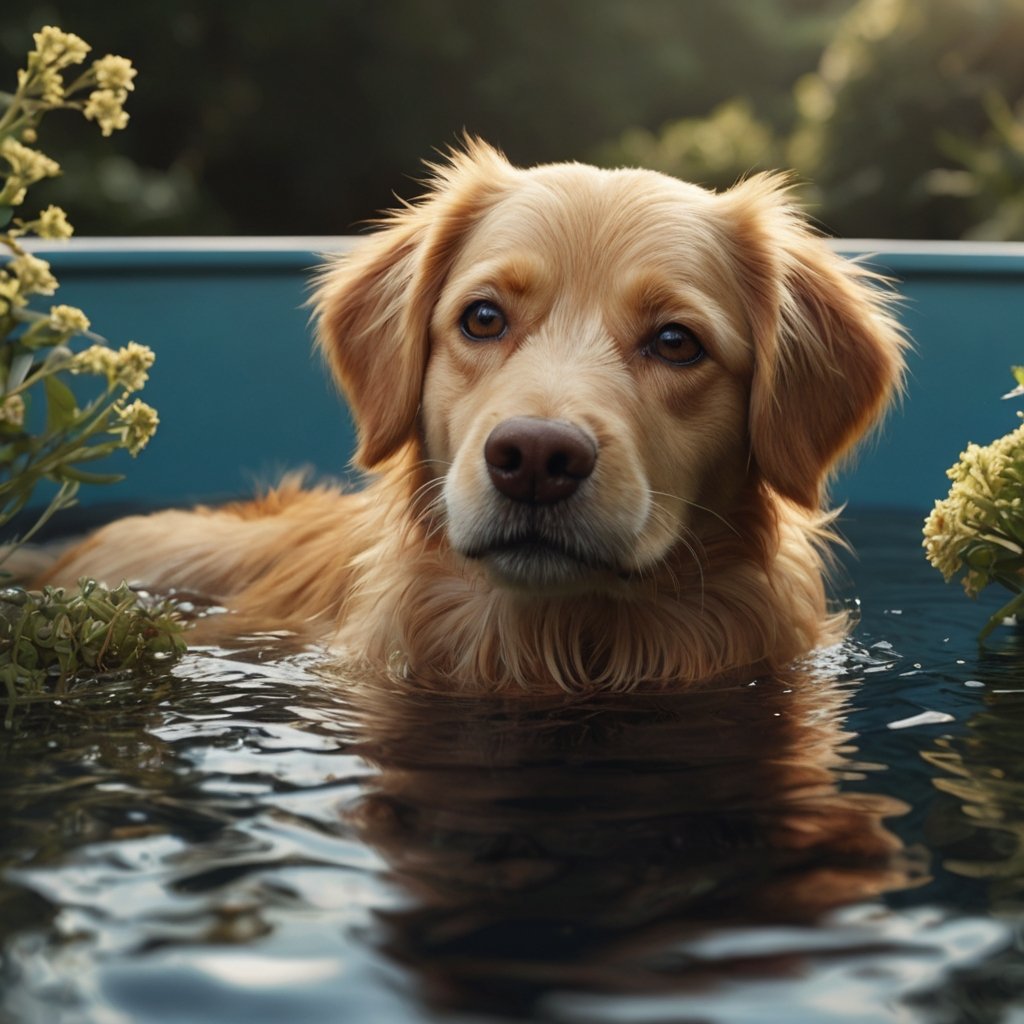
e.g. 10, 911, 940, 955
979, 589, 1024, 645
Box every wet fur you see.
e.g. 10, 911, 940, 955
43, 141, 907, 692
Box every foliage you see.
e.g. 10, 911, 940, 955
598, 100, 785, 194
932, 92, 1024, 240
9, 1, 1024, 240
0, 0, 853, 236
924, 368, 1024, 642
0, 27, 185, 720
787, 0, 1024, 238
0, 577, 187, 722
1, 26, 158, 564
598, 0, 1024, 240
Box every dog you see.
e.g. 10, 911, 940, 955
43, 140, 907, 691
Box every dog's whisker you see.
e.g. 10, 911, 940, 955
421, 512, 450, 545
408, 474, 446, 508
419, 456, 454, 468
641, 497, 708, 607
636, 516, 703, 606
406, 483, 449, 544
646, 487, 741, 539
643, 498, 710, 570
672, 531, 706, 613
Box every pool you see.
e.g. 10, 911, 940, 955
3, 507, 1023, 1023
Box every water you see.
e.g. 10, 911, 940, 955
3, 508, 1024, 1023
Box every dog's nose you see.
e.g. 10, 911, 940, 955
484, 417, 597, 504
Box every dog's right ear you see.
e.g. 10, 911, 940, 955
314, 139, 513, 470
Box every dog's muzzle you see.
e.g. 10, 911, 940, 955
483, 416, 596, 505
454, 416, 631, 587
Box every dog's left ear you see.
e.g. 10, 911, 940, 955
722, 174, 908, 509
314, 140, 513, 469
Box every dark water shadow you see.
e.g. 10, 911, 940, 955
337, 667, 918, 1017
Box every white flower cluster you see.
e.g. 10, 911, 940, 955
923, 419, 1024, 596
0, 253, 59, 314
72, 341, 155, 393
113, 398, 159, 456
1, 26, 161, 572
84, 53, 138, 138
0, 27, 136, 205
0, 138, 60, 206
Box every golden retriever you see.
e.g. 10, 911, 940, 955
44, 140, 906, 691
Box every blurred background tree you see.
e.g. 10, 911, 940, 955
2, 0, 1022, 239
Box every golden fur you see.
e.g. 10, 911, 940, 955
43, 141, 907, 692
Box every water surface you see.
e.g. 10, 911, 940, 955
3, 509, 1024, 1023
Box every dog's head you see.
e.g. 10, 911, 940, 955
316, 140, 905, 592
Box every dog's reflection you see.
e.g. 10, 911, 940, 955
340, 670, 919, 1011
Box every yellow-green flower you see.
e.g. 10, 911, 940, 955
0, 273, 26, 314
29, 27, 90, 70
0, 27, 160, 594
71, 341, 155, 393
93, 55, 136, 93
48, 304, 90, 334
113, 398, 159, 456
923, 419, 1024, 596
70, 344, 118, 378
35, 205, 74, 240
0, 138, 61, 185
923, 496, 970, 584
83, 88, 129, 137
113, 341, 155, 393
8, 253, 58, 296
18, 65, 64, 104
0, 394, 26, 428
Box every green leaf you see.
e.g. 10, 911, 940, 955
972, 532, 1024, 556
7, 352, 33, 392
0, 206, 12, 230
43, 375, 79, 433
54, 466, 123, 485
59, 443, 122, 463
1013, 366, 1024, 387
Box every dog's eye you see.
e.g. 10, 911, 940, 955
648, 324, 704, 366
460, 300, 508, 341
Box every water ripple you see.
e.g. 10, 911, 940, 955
3, 511, 1024, 1022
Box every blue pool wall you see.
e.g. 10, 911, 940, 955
24, 237, 1024, 514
